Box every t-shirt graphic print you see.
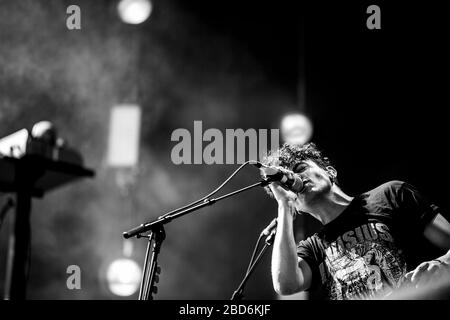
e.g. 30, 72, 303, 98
318, 222, 406, 299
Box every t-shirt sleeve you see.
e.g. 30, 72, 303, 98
296, 238, 319, 291
394, 181, 441, 231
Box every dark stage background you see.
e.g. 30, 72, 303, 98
0, 0, 448, 299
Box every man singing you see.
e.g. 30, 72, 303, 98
263, 142, 450, 299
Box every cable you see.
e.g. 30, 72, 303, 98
231, 231, 272, 300
158, 160, 261, 220
245, 233, 264, 275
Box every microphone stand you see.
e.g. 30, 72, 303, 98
231, 231, 275, 300
123, 179, 270, 300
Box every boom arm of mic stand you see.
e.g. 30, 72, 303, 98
123, 179, 270, 239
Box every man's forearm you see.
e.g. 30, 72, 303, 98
271, 201, 303, 295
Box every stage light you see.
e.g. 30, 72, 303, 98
106, 105, 142, 167
117, 0, 152, 25
106, 258, 142, 296
280, 113, 313, 146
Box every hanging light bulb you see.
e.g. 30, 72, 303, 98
106, 258, 142, 296
106, 241, 141, 297
280, 113, 313, 146
117, 0, 153, 25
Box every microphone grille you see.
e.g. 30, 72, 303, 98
292, 177, 304, 193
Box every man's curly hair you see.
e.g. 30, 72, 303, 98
262, 142, 332, 171
261, 142, 335, 197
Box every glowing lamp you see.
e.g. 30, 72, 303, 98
117, 0, 152, 25
106, 258, 142, 296
280, 113, 313, 146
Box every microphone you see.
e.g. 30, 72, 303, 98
261, 218, 278, 245
251, 161, 304, 193
261, 218, 277, 236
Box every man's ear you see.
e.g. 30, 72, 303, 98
326, 166, 337, 182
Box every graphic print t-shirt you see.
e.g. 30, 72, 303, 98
297, 181, 441, 300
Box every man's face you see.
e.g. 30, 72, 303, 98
291, 159, 334, 201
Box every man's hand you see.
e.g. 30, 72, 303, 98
268, 182, 300, 220
402, 259, 450, 289
268, 181, 297, 203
